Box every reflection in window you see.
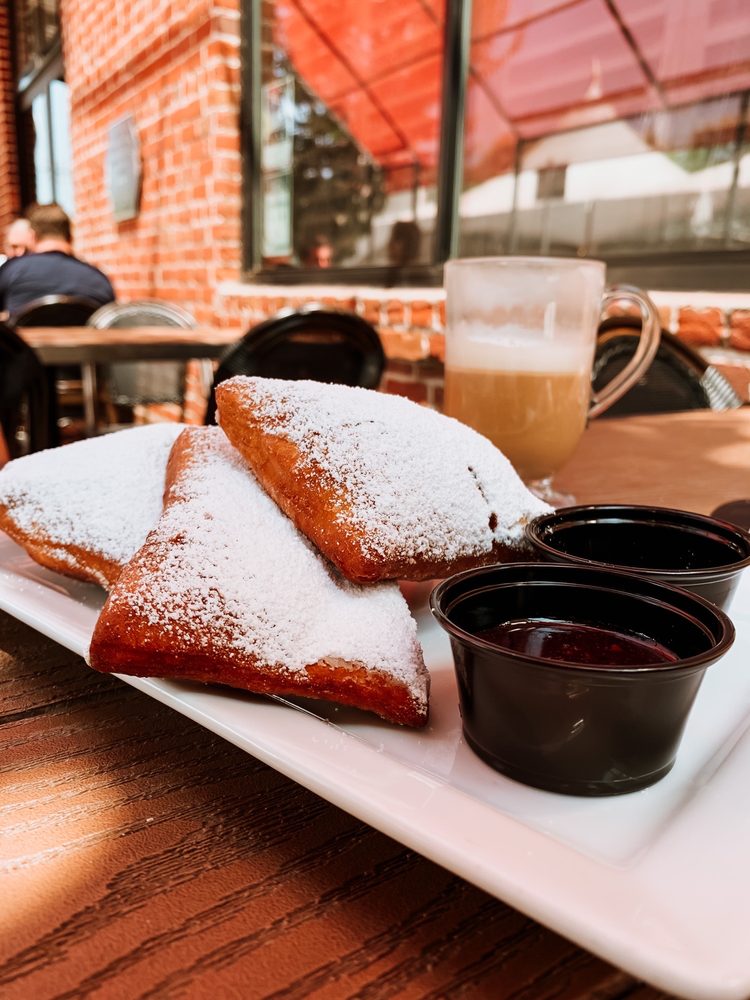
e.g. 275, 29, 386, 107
459, 1, 750, 262
14, 0, 74, 218
460, 95, 749, 259
31, 92, 52, 203
259, 0, 445, 271
14, 0, 60, 78
253, 0, 750, 283
29, 80, 74, 216
49, 80, 75, 216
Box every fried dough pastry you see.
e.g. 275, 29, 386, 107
88, 427, 429, 727
0, 424, 183, 588
216, 376, 551, 583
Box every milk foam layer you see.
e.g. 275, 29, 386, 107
446, 321, 593, 374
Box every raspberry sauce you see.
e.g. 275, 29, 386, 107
475, 618, 679, 667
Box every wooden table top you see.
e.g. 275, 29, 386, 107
2, 409, 748, 1000
555, 408, 750, 515
19, 325, 241, 364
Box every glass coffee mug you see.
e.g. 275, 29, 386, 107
443, 256, 660, 503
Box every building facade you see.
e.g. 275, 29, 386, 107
1, 0, 749, 405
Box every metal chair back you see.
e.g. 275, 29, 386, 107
594, 317, 742, 417
88, 300, 196, 330
87, 300, 197, 410
205, 308, 386, 424
9, 295, 100, 328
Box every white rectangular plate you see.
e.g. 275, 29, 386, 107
2, 532, 749, 1000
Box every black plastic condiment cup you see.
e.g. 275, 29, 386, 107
430, 563, 735, 797
525, 504, 750, 610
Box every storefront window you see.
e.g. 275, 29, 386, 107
14, 0, 74, 215
15, 0, 60, 79
248, 0, 750, 288
251, 0, 445, 276
460, 1, 750, 283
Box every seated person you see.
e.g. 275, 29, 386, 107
0, 202, 115, 317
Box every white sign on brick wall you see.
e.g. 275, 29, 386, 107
106, 116, 142, 223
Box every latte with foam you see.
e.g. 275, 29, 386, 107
444, 365, 590, 481
443, 257, 660, 491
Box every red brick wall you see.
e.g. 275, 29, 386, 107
0, 0, 22, 230
59, 0, 243, 320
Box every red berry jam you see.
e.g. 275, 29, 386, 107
475, 618, 679, 667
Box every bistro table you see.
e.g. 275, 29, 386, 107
1, 409, 748, 1000
18, 325, 240, 365
18, 325, 241, 438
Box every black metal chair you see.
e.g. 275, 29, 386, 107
594, 316, 743, 417
205, 307, 387, 424
8, 294, 102, 329
0, 322, 56, 457
88, 300, 199, 429
8, 295, 101, 442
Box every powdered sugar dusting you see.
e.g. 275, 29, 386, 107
220, 377, 551, 561
115, 427, 427, 700
0, 424, 183, 568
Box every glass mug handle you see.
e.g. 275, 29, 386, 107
589, 284, 661, 420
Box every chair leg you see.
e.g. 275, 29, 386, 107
44, 369, 61, 448
0, 413, 14, 462
81, 362, 99, 437
0, 424, 9, 467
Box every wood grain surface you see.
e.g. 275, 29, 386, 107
4, 409, 748, 999
556, 409, 750, 514
0, 615, 674, 1000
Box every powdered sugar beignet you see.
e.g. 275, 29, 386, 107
0, 423, 184, 588
88, 427, 429, 727
216, 376, 552, 583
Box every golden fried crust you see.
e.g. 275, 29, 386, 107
0, 423, 183, 590
218, 409, 379, 580
217, 383, 532, 583
89, 427, 429, 728
91, 615, 426, 727
0, 506, 120, 588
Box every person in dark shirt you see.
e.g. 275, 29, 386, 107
0, 202, 115, 317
